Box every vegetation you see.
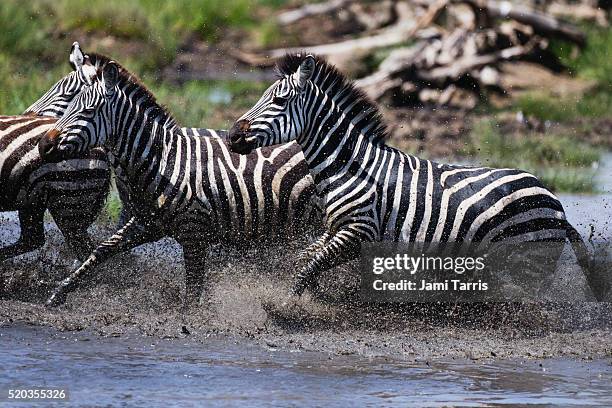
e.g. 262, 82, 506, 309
465, 24, 611, 193
512, 25, 612, 123
0, 0, 281, 118
153, 80, 269, 128
514, 90, 612, 123
464, 120, 600, 193
553, 24, 612, 84
102, 186, 124, 224
0, 1, 609, 199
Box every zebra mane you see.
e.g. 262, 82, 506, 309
275, 53, 388, 144
86, 53, 178, 127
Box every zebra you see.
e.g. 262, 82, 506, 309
227, 53, 605, 301
37, 54, 322, 307
0, 116, 110, 266
24, 42, 98, 117
0, 43, 113, 272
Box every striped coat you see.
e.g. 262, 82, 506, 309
37, 55, 322, 306
0, 115, 110, 264
228, 54, 602, 299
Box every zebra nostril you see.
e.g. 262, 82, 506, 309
38, 130, 65, 161
38, 138, 56, 160
237, 119, 250, 132
229, 119, 251, 143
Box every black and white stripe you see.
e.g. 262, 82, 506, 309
38, 55, 322, 306
0, 115, 110, 263
228, 54, 600, 299
24, 42, 98, 117
0, 42, 121, 266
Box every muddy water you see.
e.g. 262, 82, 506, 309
560, 152, 612, 240
1, 324, 611, 407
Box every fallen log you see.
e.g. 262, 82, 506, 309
234, 0, 448, 66
277, 0, 354, 26
420, 39, 538, 81
547, 2, 608, 26
356, 21, 557, 107
455, 0, 586, 46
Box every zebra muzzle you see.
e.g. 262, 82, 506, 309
38, 129, 63, 162
228, 119, 257, 155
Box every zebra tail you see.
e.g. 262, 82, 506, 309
565, 221, 608, 301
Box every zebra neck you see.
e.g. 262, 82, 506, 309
109, 91, 179, 200
111, 84, 175, 158
297, 88, 384, 190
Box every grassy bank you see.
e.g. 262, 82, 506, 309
1, 1, 610, 197
464, 120, 601, 193
0, 0, 283, 115
510, 25, 612, 123
465, 24, 611, 193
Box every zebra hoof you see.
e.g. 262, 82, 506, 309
45, 283, 71, 308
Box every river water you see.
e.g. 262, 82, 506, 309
560, 152, 612, 240
1, 324, 611, 407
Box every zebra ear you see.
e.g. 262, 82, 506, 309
69, 42, 84, 72
102, 62, 119, 92
296, 55, 315, 90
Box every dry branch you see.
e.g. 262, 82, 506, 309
277, 0, 354, 26
455, 0, 586, 46
547, 2, 608, 26
356, 22, 555, 107
235, 0, 448, 66
238, 0, 589, 109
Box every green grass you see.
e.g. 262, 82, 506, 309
552, 24, 612, 84
150, 79, 268, 128
56, 0, 151, 39
102, 191, 124, 224
512, 25, 612, 123
0, 0, 289, 76
463, 120, 600, 193
0, 56, 69, 115
514, 90, 612, 123
0, 2, 54, 59
0, 0, 287, 115
251, 20, 282, 48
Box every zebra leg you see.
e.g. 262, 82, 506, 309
0, 207, 46, 263
45, 217, 162, 307
181, 240, 208, 307
115, 175, 132, 230
292, 231, 361, 297
50, 210, 94, 262
565, 222, 609, 301
298, 231, 332, 261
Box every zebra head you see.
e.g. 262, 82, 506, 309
38, 61, 120, 163
25, 42, 98, 117
229, 54, 316, 154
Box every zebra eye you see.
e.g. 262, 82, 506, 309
272, 96, 286, 106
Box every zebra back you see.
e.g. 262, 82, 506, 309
0, 115, 110, 217
228, 54, 573, 248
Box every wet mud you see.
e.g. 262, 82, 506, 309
1, 215, 611, 361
